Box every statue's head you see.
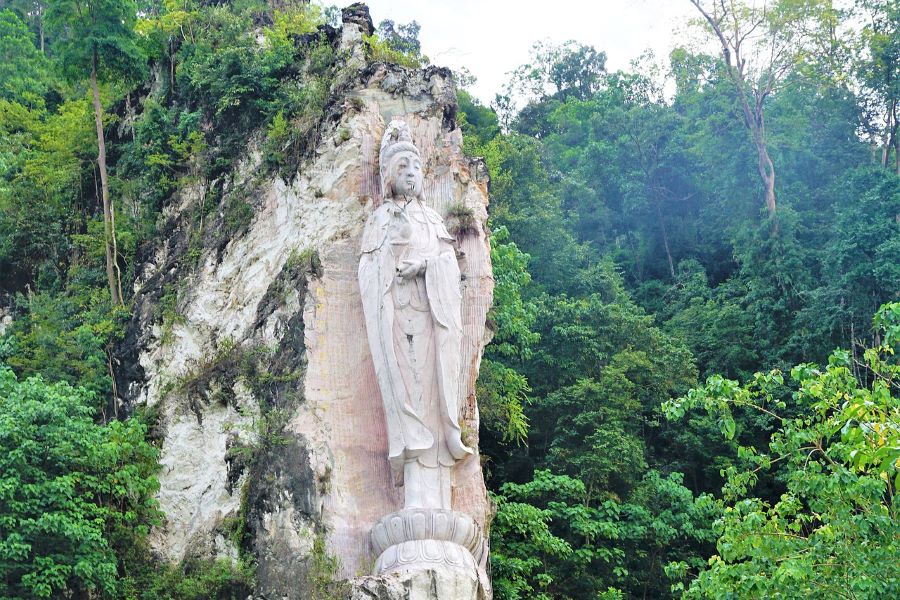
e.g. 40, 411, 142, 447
379, 120, 424, 200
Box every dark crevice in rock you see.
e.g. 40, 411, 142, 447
245, 432, 320, 600
253, 249, 322, 332
442, 101, 457, 132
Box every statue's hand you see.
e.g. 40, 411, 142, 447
397, 259, 426, 279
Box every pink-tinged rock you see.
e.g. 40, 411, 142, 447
295, 75, 493, 588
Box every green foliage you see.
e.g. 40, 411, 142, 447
133, 0, 200, 62
664, 303, 900, 598
543, 378, 647, 498
375, 19, 422, 59
363, 33, 424, 69
502, 40, 608, 112
120, 98, 205, 213
477, 227, 537, 445
477, 132, 589, 292
458, 90, 500, 151
477, 359, 530, 446
490, 471, 582, 600
306, 534, 345, 600
0, 367, 160, 599
526, 265, 696, 398
165, 3, 332, 176
491, 469, 718, 600
178, 7, 287, 133
262, 109, 290, 170
124, 556, 254, 600
181, 8, 287, 119
45, 0, 145, 85
0, 95, 95, 293
0, 10, 53, 107
487, 226, 539, 359
2, 283, 129, 402
661, 261, 760, 380
523, 279, 698, 502
366, 17, 428, 69
268, 3, 324, 42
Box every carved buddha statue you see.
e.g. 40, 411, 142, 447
358, 120, 472, 511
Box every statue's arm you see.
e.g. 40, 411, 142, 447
424, 247, 462, 331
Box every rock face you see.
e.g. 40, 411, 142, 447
350, 570, 480, 600
119, 8, 492, 599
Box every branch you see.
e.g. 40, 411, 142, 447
740, 400, 785, 423
690, 0, 734, 68
736, 13, 766, 48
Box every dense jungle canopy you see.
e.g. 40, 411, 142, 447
0, 0, 897, 598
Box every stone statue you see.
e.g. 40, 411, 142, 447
358, 120, 473, 511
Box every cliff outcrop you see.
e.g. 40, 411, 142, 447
117, 6, 493, 598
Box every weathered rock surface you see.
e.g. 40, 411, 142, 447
349, 569, 481, 600
118, 7, 492, 599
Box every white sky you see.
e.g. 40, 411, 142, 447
362, 0, 699, 105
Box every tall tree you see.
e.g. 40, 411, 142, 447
1, 0, 47, 53
45, 0, 144, 305
0, 8, 52, 106
857, 0, 900, 173
688, 0, 827, 221
497, 40, 607, 134
376, 18, 421, 57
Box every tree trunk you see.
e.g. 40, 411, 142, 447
894, 103, 900, 175
882, 101, 895, 169
755, 135, 777, 218
90, 54, 121, 306
655, 200, 675, 279
736, 91, 778, 220
169, 39, 175, 98
690, 1, 779, 225
34, 2, 45, 54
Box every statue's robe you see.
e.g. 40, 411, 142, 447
358, 199, 473, 479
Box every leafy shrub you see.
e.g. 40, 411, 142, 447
125, 556, 254, 600
663, 302, 900, 598
2, 283, 129, 402
0, 367, 160, 599
362, 33, 424, 69
491, 469, 717, 599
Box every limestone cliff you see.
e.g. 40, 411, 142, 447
117, 6, 493, 599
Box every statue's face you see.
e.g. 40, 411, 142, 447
390, 152, 423, 198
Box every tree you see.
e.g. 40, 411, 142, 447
688, 0, 828, 221
497, 40, 607, 136
0, 366, 160, 598
490, 469, 718, 599
45, 0, 145, 305
474, 132, 589, 292
458, 90, 500, 148
0, 9, 51, 106
505, 40, 607, 104
476, 227, 538, 446
376, 19, 421, 58
0, 0, 48, 53
664, 302, 900, 598
856, 0, 900, 173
